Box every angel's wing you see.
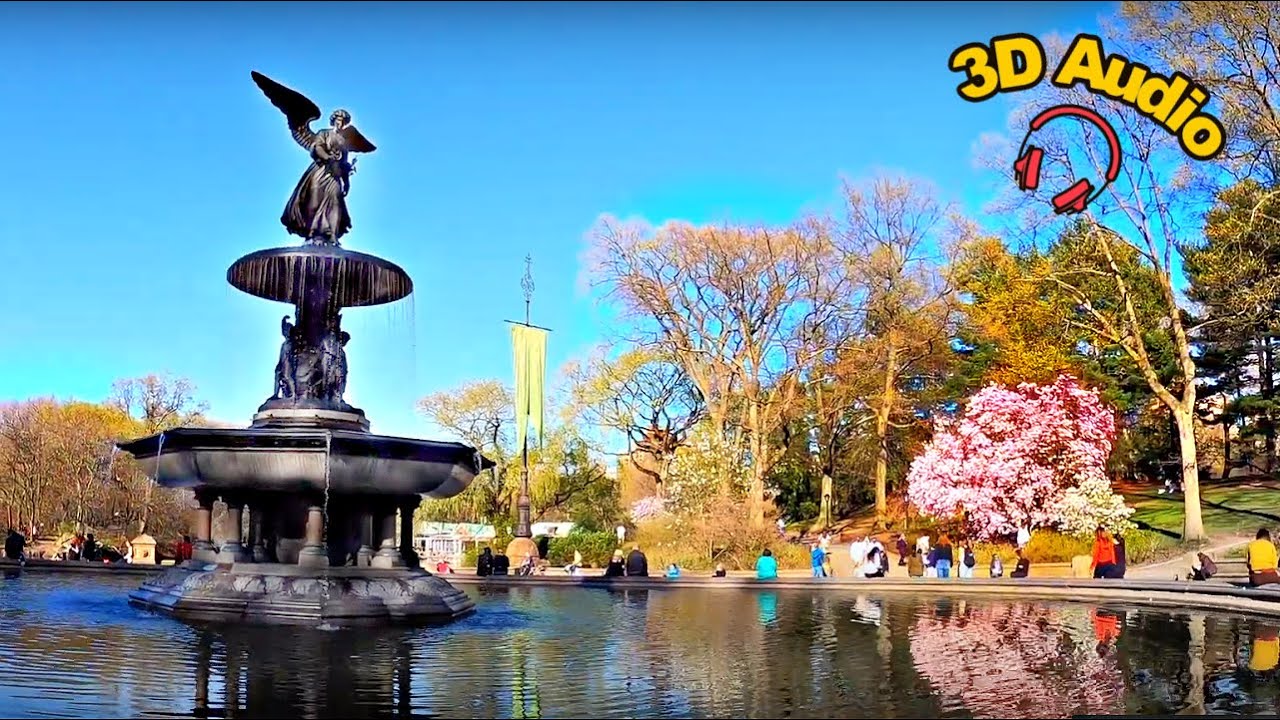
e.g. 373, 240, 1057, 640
251, 71, 322, 150
340, 125, 377, 154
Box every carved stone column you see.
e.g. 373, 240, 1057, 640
372, 501, 403, 569
400, 496, 421, 569
356, 502, 374, 568
192, 488, 217, 563
298, 497, 328, 568
249, 499, 269, 563
217, 495, 252, 564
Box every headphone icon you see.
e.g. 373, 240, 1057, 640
1013, 104, 1123, 215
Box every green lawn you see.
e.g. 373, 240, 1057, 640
1125, 480, 1280, 541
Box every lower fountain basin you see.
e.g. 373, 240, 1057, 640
116, 427, 493, 497
129, 563, 475, 626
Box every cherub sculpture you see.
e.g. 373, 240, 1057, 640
251, 71, 377, 246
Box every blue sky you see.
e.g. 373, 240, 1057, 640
0, 1, 1113, 438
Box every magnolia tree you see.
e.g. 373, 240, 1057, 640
663, 421, 749, 516
906, 374, 1130, 539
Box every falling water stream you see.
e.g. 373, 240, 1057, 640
320, 430, 333, 624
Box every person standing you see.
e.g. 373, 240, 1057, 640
896, 534, 909, 566
811, 543, 827, 578
934, 535, 954, 579
958, 542, 976, 579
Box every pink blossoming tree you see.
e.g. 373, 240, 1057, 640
905, 374, 1120, 540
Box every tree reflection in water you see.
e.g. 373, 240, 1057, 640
3, 575, 1279, 718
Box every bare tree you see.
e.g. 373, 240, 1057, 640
838, 177, 961, 524
565, 346, 704, 496
109, 373, 207, 533
587, 217, 846, 527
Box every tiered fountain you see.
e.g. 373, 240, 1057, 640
119, 71, 492, 625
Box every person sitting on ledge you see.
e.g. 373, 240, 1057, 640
1010, 549, 1031, 579
755, 548, 778, 580
603, 549, 625, 578
492, 550, 510, 576
1103, 534, 1127, 579
713, 563, 727, 578
907, 548, 925, 578
1247, 528, 1280, 587
1091, 526, 1118, 579
625, 545, 649, 577
861, 547, 886, 579
476, 547, 493, 577
665, 563, 681, 579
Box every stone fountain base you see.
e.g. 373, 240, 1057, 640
128, 562, 475, 626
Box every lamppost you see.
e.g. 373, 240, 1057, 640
505, 255, 550, 561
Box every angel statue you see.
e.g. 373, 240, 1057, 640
251, 71, 377, 246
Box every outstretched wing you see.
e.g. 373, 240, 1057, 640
340, 125, 377, 154
251, 71, 322, 150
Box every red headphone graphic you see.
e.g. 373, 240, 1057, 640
1013, 104, 1123, 215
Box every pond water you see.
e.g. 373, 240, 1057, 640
1, 573, 1278, 718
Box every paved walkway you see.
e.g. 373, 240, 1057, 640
1126, 535, 1255, 580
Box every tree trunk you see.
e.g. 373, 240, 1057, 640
746, 389, 767, 529
1184, 613, 1206, 715
874, 335, 899, 525
1263, 341, 1275, 472
1174, 406, 1206, 542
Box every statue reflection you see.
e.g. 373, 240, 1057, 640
189, 626, 419, 719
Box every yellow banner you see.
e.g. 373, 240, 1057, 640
511, 324, 547, 453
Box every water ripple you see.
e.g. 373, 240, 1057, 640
1, 574, 1277, 718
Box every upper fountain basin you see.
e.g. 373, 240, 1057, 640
227, 245, 414, 307
116, 427, 493, 498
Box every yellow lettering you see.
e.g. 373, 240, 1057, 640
1051, 34, 1106, 90
992, 34, 1046, 93
1167, 87, 1208, 132
1137, 73, 1188, 123
1180, 114, 1225, 161
1098, 60, 1148, 103
949, 43, 1000, 102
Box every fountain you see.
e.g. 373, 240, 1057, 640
118, 71, 492, 626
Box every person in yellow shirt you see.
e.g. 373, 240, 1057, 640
1246, 528, 1279, 587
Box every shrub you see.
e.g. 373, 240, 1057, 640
965, 528, 1171, 567
545, 531, 619, 567
632, 495, 810, 571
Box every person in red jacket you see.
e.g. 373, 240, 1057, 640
1091, 526, 1118, 579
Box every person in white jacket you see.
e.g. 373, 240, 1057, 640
850, 537, 869, 578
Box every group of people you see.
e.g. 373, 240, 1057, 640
802, 529, 1038, 580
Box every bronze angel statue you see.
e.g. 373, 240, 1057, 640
251, 71, 377, 246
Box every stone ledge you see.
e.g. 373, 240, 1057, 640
0, 558, 164, 575
446, 574, 1280, 617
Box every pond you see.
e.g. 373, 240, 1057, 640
1, 573, 1277, 718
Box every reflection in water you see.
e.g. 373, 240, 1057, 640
2, 574, 1279, 718
757, 591, 778, 625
